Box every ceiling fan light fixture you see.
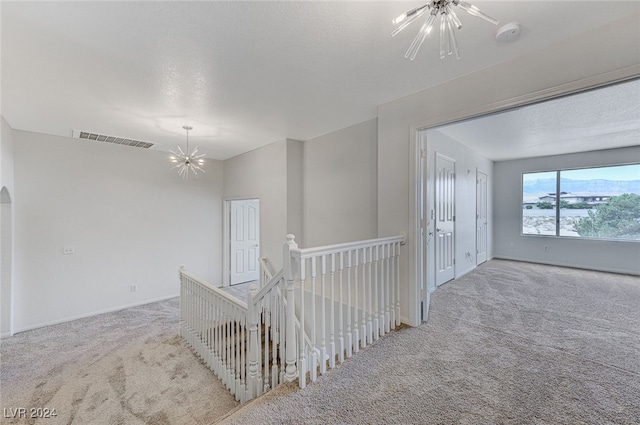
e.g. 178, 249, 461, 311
169, 125, 206, 179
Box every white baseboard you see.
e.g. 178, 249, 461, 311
0, 331, 12, 339
13, 294, 180, 335
492, 256, 640, 277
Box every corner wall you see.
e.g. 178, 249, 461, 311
494, 146, 640, 275
223, 139, 304, 270
13, 131, 223, 332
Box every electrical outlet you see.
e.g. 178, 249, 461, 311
63, 246, 75, 255
544, 245, 550, 252
130, 285, 137, 292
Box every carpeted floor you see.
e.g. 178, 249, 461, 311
2, 260, 639, 424
0, 298, 239, 425
221, 260, 640, 424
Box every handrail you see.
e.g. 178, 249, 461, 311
250, 269, 284, 307
291, 235, 405, 259
259, 257, 276, 280
181, 268, 248, 310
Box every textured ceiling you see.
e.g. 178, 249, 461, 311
2, 1, 639, 160
435, 78, 640, 161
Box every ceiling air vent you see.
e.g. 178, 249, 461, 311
72, 129, 154, 149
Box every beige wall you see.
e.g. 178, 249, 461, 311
303, 119, 378, 247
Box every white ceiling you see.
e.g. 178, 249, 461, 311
2, 1, 639, 160
435, 78, 640, 161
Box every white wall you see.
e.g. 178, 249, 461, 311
13, 131, 223, 332
494, 146, 640, 275
303, 119, 378, 247
425, 130, 493, 292
377, 14, 640, 326
1, 116, 16, 336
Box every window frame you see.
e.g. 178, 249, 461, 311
521, 163, 640, 242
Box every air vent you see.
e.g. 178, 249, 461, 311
72, 129, 154, 149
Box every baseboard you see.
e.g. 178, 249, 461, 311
0, 331, 12, 339
492, 256, 640, 277
13, 294, 180, 335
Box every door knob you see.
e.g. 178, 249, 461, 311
436, 228, 442, 232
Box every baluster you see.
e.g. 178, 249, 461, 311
271, 290, 278, 389
363, 247, 370, 346
373, 245, 380, 340
298, 258, 307, 389
231, 308, 236, 388
345, 251, 352, 358
264, 298, 270, 392
320, 255, 327, 374
240, 313, 245, 394
247, 285, 259, 400
336, 252, 343, 365
377, 244, 385, 337
384, 244, 391, 333
395, 242, 401, 327
206, 292, 212, 367
279, 277, 286, 384
353, 249, 360, 352
362, 248, 373, 344
328, 253, 336, 369
310, 257, 318, 382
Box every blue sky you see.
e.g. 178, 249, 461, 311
524, 164, 640, 182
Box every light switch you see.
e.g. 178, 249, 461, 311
63, 246, 75, 255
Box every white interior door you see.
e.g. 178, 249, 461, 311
230, 199, 260, 285
435, 153, 455, 286
476, 170, 488, 265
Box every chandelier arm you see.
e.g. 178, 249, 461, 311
392, 6, 429, 37
445, 14, 461, 60
454, 0, 499, 25
405, 11, 437, 60
447, 6, 463, 30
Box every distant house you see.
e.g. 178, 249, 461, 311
538, 192, 614, 206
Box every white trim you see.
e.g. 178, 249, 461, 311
408, 124, 422, 326
10, 294, 179, 335
408, 67, 640, 327
493, 256, 640, 277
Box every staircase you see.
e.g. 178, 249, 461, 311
179, 233, 404, 402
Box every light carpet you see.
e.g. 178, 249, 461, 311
0, 298, 239, 425
221, 260, 640, 424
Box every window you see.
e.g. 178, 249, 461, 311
522, 164, 640, 240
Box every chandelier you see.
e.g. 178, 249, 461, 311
169, 125, 206, 179
392, 0, 499, 60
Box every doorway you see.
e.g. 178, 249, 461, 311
226, 199, 260, 286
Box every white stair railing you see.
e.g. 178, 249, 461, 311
180, 233, 404, 400
179, 267, 249, 402
284, 234, 404, 388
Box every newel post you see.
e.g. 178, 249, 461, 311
247, 284, 260, 399
283, 234, 299, 382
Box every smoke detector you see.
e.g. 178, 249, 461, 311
496, 22, 521, 43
